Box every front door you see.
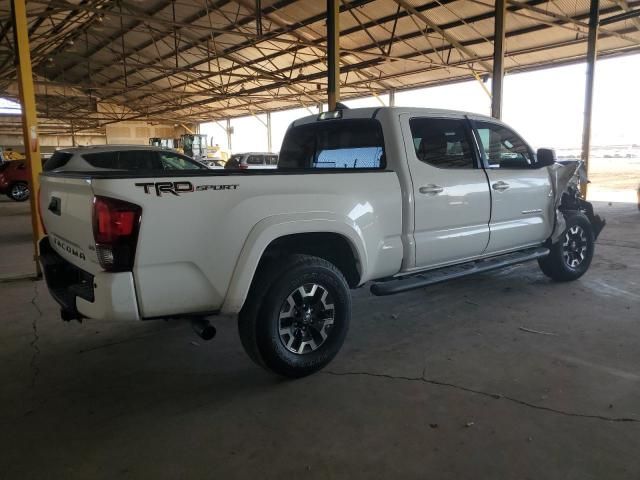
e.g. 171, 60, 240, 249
401, 114, 491, 269
473, 120, 554, 254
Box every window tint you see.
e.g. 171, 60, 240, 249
267, 155, 278, 165
83, 150, 157, 170
118, 150, 158, 169
247, 155, 264, 165
43, 151, 72, 171
409, 118, 474, 169
158, 152, 206, 170
475, 122, 533, 168
279, 119, 385, 170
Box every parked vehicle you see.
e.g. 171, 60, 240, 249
225, 152, 278, 169
148, 137, 177, 149
0, 160, 32, 201
0, 156, 50, 201
201, 159, 225, 169
42, 145, 207, 172
38, 107, 604, 378
178, 134, 207, 160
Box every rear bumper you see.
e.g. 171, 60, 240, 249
39, 237, 140, 321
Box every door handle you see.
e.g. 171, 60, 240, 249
48, 197, 61, 215
492, 181, 510, 192
419, 184, 444, 195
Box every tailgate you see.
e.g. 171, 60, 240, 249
40, 174, 100, 274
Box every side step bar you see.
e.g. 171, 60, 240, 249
370, 247, 549, 296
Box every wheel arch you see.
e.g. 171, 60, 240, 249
221, 215, 367, 315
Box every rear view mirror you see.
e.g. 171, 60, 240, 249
536, 148, 556, 167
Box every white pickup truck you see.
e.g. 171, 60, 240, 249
39, 107, 604, 377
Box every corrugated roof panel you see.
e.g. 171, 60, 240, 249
0, 0, 638, 124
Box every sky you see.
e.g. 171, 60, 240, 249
203, 53, 640, 153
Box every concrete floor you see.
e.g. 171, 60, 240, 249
1, 198, 639, 479
0, 197, 37, 280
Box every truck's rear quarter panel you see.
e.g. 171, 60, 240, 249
87, 171, 403, 318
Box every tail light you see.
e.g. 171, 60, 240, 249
92, 196, 142, 272
239, 163, 249, 169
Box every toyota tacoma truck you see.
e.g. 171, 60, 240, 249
38, 107, 604, 377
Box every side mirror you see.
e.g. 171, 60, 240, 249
536, 148, 556, 167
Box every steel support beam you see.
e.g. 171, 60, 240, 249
491, 0, 506, 119
226, 118, 232, 152
327, 0, 340, 110
266, 111, 272, 152
389, 89, 395, 106
608, 0, 640, 31
11, 0, 43, 277
581, 0, 599, 198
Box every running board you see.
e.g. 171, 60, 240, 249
370, 247, 549, 296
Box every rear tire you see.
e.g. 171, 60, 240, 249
238, 254, 351, 378
8, 182, 29, 202
538, 212, 594, 282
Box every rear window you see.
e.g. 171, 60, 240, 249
43, 151, 73, 171
279, 119, 385, 169
247, 155, 263, 165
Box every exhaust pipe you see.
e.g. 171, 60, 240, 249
191, 317, 216, 341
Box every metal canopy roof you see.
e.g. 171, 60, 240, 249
1, 0, 639, 131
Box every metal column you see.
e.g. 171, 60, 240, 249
581, 0, 600, 198
266, 111, 272, 153
11, 0, 43, 276
389, 89, 396, 107
226, 118, 233, 152
491, 0, 506, 119
327, 0, 340, 111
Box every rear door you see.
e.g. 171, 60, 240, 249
472, 120, 553, 253
400, 114, 491, 269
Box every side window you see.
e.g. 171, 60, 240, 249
82, 152, 120, 169
279, 119, 385, 170
475, 122, 533, 168
267, 155, 278, 165
247, 155, 264, 165
409, 118, 474, 169
117, 150, 158, 170
158, 152, 205, 170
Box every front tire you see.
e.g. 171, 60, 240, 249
538, 212, 594, 282
238, 254, 351, 378
8, 182, 29, 202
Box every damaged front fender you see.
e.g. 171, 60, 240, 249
547, 160, 605, 243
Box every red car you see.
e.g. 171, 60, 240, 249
0, 160, 32, 201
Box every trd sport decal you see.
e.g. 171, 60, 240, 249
135, 181, 239, 196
